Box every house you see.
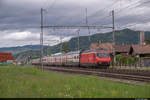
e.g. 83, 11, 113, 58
90, 41, 150, 56
131, 44, 150, 67
131, 44, 150, 57
90, 41, 150, 67
0, 52, 14, 65
90, 42, 113, 52
90, 41, 132, 56
114, 45, 133, 56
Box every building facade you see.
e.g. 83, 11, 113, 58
0, 53, 14, 65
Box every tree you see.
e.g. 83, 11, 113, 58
46, 46, 52, 56
146, 39, 150, 44
116, 54, 139, 66
61, 42, 69, 53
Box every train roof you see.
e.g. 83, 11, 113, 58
66, 50, 80, 55
42, 51, 80, 58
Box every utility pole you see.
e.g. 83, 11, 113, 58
40, 8, 44, 71
86, 8, 90, 41
60, 35, 63, 53
112, 10, 116, 66
46, 44, 49, 56
77, 29, 80, 51
30, 42, 32, 64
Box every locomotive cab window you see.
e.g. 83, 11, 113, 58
95, 53, 110, 57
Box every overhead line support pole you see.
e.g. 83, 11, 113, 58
85, 8, 90, 41
112, 10, 116, 67
40, 8, 44, 71
77, 29, 80, 51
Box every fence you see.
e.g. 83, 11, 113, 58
113, 55, 150, 68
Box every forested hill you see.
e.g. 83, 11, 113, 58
1, 28, 150, 60
46, 28, 150, 54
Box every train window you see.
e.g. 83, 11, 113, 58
95, 53, 110, 57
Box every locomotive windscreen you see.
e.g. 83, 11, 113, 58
95, 53, 110, 57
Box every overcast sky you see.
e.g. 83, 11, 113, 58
0, 0, 150, 47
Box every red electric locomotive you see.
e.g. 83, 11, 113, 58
80, 48, 111, 68
31, 48, 111, 69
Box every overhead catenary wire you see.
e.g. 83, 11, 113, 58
43, 0, 56, 11
91, 0, 137, 25
116, 16, 150, 30
111, 0, 149, 31
116, 23, 137, 30
92, 0, 141, 26
114, 0, 141, 17
120, 19, 150, 30
91, 0, 141, 25
88, 0, 121, 19
88, 0, 118, 18
89, 0, 120, 25
116, 8, 150, 30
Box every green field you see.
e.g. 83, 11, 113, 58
0, 66, 150, 98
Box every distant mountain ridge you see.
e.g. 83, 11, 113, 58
0, 45, 46, 51
46, 28, 150, 54
0, 29, 150, 61
0, 45, 47, 55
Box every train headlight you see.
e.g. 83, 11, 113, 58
99, 62, 102, 64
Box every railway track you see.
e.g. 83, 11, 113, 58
36, 65, 150, 77
36, 66, 150, 83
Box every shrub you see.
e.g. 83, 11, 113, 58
115, 54, 139, 65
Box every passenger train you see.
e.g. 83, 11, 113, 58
31, 48, 111, 68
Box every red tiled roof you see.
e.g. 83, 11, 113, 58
90, 42, 150, 55
90, 42, 114, 51
90, 43, 99, 50
99, 43, 114, 52
0, 53, 14, 62
114, 45, 131, 53
132, 45, 150, 55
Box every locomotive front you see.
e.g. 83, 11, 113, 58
95, 51, 111, 66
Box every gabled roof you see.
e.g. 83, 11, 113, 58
90, 42, 132, 53
90, 43, 99, 50
90, 42, 114, 52
114, 45, 131, 53
0, 52, 14, 62
132, 45, 150, 55
99, 43, 114, 52
90, 42, 150, 55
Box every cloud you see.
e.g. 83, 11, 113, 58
3, 31, 39, 40
0, 0, 150, 47
0, 30, 72, 47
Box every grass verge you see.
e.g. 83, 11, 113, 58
0, 65, 150, 98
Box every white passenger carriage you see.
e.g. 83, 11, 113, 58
41, 51, 80, 67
